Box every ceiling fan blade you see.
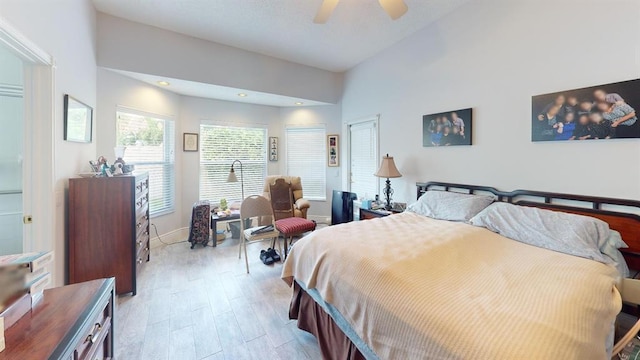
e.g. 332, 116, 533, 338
314, 0, 340, 24
378, 0, 408, 20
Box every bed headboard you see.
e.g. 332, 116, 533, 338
416, 182, 640, 269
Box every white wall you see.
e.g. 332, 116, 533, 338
342, 0, 640, 203
280, 105, 342, 218
0, 0, 97, 286
96, 68, 183, 235
97, 13, 343, 104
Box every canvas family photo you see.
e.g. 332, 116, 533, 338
532, 78, 640, 142
423, 108, 472, 147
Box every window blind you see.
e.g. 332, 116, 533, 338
199, 124, 267, 204
116, 111, 175, 217
349, 121, 378, 200
286, 127, 326, 201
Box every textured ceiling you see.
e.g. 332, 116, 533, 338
92, 0, 471, 72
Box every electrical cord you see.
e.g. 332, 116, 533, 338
151, 223, 187, 246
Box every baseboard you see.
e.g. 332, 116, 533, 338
149, 227, 189, 248
309, 215, 331, 225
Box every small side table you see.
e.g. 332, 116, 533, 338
359, 208, 402, 220
210, 214, 240, 247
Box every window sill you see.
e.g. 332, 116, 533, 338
150, 209, 175, 218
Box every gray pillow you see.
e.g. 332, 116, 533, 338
469, 202, 615, 265
601, 231, 629, 278
406, 191, 495, 222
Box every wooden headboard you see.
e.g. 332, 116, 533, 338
416, 182, 640, 270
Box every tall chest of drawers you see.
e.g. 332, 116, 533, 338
68, 172, 150, 295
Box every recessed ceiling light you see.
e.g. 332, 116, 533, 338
295, 102, 304, 105
238, 93, 248, 97
157, 81, 170, 86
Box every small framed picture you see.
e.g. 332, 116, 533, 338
327, 134, 339, 167
183, 133, 199, 152
269, 137, 278, 161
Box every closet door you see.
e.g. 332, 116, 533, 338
348, 120, 378, 200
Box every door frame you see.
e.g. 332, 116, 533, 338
343, 114, 380, 195
0, 17, 55, 253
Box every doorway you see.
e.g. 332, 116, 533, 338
348, 117, 379, 200
0, 18, 55, 255
0, 45, 24, 254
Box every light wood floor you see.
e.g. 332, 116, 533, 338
115, 235, 322, 360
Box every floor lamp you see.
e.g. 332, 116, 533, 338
374, 154, 402, 210
226, 160, 244, 201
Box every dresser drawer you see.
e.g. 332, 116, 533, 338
135, 192, 149, 210
136, 246, 150, 274
136, 237, 150, 259
73, 299, 111, 360
135, 178, 149, 196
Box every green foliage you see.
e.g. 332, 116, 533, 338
200, 126, 265, 161
117, 117, 165, 146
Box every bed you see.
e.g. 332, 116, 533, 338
281, 182, 640, 359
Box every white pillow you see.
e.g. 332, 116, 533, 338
469, 202, 616, 265
406, 191, 495, 222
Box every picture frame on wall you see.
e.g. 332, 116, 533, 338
531, 78, 640, 142
422, 108, 472, 147
327, 134, 339, 167
183, 132, 199, 152
269, 136, 278, 161
64, 94, 93, 143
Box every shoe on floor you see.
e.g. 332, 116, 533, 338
260, 249, 274, 265
268, 248, 281, 262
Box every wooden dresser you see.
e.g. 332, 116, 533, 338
0, 278, 115, 360
68, 173, 150, 295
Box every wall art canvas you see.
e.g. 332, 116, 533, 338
532, 78, 640, 142
422, 108, 472, 147
269, 136, 278, 161
327, 134, 339, 167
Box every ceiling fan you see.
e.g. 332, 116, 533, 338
314, 0, 409, 24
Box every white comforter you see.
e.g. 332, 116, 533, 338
282, 212, 621, 359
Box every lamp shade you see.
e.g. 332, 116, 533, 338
374, 154, 402, 178
227, 167, 238, 183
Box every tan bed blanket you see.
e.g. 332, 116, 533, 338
282, 212, 621, 359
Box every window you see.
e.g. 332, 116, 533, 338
199, 124, 267, 203
349, 120, 378, 199
286, 127, 326, 201
116, 111, 175, 217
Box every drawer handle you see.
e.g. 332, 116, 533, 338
136, 184, 142, 191
85, 322, 102, 344
136, 222, 142, 228
138, 258, 143, 264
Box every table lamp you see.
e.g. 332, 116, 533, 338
226, 160, 244, 201
374, 154, 402, 210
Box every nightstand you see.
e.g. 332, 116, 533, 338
359, 208, 401, 220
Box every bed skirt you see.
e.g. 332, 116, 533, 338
289, 281, 366, 360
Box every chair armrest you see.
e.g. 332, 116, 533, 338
295, 198, 311, 210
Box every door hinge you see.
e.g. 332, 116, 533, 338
23, 215, 33, 224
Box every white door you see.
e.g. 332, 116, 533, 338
0, 44, 26, 255
348, 120, 378, 200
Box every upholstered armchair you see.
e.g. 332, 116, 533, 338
262, 175, 310, 219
